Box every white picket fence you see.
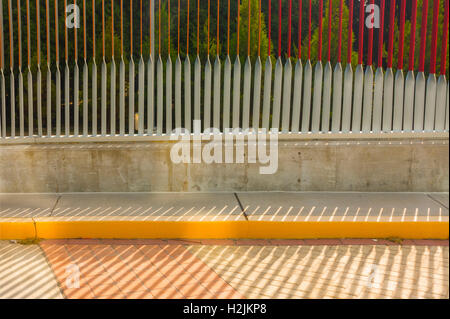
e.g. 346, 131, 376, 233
0, 0, 448, 142
0, 53, 448, 140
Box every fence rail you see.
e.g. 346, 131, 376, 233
0, 0, 449, 142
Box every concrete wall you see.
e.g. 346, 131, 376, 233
0, 138, 448, 192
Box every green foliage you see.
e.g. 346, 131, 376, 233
228, 0, 271, 62
304, 0, 358, 66
392, 0, 449, 76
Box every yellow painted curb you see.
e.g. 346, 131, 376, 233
0, 218, 36, 240
0, 218, 448, 240
35, 220, 249, 239
246, 221, 449, 239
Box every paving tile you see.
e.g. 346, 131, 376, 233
187, 243, 449, 299
108, 270, 139, 283
115, 280, 148, 293
192, 270, 223, 283
269, 239, 306, 245
189, 291, 217, 299
0, 242, 64, 299
85, 274, 115, 286
125, 291, 155, 299
413, 239, 449, 246
140, 275, 173, 290
340, 239, 380, 245
36, 239, 450, 300
151, 287, 184, 299
182, 262, 212, 273
157, 264, 189, 277
201, 239, 236, 245
64, 287, 95, 299
89, 283, 122, 296
202, 280, 235, 293
176, 283, 210, 298
95, 293, 127, 299
304, 239, 343, 245
235, 239, 271, 246
167, 239, 203, 245
214, 291, 245, 299
166, 273, 198, 286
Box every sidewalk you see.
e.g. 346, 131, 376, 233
0, 238, 448, 299
0, 192, 448, 240
0, 192, 448, 299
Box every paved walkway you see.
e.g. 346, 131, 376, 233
0, 192, 448, 298
0, 192, 448, 218
0, 239, 448, 299
0, 241, 63, 298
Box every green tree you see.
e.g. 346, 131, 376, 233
229, 0, 271, 62
392, 0, 449, 76
303, 0, 358, 66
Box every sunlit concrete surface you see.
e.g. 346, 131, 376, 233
1, 239, 448, 299
39, 239, 244, 299
0, 241, 63, 299
238, 192, 449, 218
0, 192, 448, 218
187, 244, 449, 299
0, 194, 59, 218
50, 193, 242, 217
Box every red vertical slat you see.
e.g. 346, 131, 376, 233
178, 0, 180, 55
430, 0, 440, 74
235, 0, 238, 55
37, 0, 41, 65
64, 0, 68, 62
111, 0, 114, 57
327, 0, 332, 62
227, 0, 230, 55
168, 0, 170, 54
318, 0, 323, 60
102, 0, 105, 58
47, 0, 51, 64
387, 0, 395, 68
268, 0, 271, 56
298, 0, 301, 59
377, 0, 385, 68
278, 0, 281, 57
187, 0, 190, 55
408, 0, 417, 71
218, 0, 220, 56
337, 0, 342, 63
149, 0, 152, 55
397, 0, 406, 70
130, 0, 133, 56
418, 0, 428, 72
247, 0, 250, 55
357, 0, 364, 65
308, 0, 311, 60
74, 0, 77, 61
367, 0, 374, 65
346, 0, 353, 64
288, 0, 291, 57
440, 0, 449, 75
